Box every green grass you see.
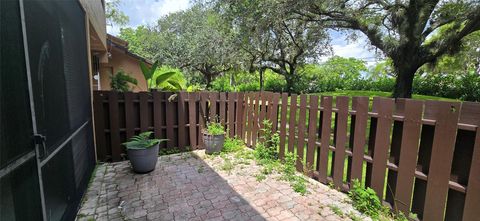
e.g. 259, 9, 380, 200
314, 90, 456, 101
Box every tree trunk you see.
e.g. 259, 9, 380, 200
392, 65, 416, 98
285, 74, 295, 94
259, 68, 264, 91
205, 74, 212, 89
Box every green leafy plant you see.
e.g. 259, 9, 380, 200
223, 137, 245, 153
348, 179, 383, 219
140, 61, 182, 91
205, 121, 224, 135
122, 131, 167, 150
110, 69, 138, 92
329, 204, 344, 218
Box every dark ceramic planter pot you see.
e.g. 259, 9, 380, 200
202, 132, 225, 154
127, 144, 159, 173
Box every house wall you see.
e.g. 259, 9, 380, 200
99, 46, 148, 91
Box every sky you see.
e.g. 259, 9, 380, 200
108, 0, 381, 66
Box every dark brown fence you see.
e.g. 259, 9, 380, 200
93, 91, 480, 220
93, 91, 245, 162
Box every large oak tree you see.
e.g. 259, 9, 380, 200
290, 0, 480, 97
149, 5, 240, 87
218, 0, 331, 93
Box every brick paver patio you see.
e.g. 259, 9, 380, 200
77, 150, 369, 221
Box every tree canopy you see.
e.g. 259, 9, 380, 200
289, 0, 480, 97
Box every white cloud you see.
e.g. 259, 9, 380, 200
107, 0, 191, 35
320, 31, 382, 67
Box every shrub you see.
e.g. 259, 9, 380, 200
348, 180, 383, 219
110, 69, 137, 92
205, 121, 224, 135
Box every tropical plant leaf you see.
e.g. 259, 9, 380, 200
167, 79, 183, 91
150, 60, 159, 76
139, 61, 151, 80
155, 71, 177, 86
122, 131, 168, 150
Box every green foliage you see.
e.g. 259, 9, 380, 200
123, 131, 168, 150
110, 69, 137, 92
252, 121, 308, 195
255, 173, 266, 182
106, 0, 129, 27
206, 121, 225, 135
153, 5, 240, 86
158, 148, 183, 156
211, 75, 234, 92
413, 70, 480, 102
220, 158, 234, 172
118, 26, 155, 59
223, 137, 245, 153
139, 61, 183, 91
186, 84, 204, 92
154, 66, 186, 91
329, 204, 344, 218
253, 120, 279, 162
348, 180, 383, 219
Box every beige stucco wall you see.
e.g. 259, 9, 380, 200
99, 47, 148, 92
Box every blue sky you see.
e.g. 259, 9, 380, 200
108, 0, 381, 66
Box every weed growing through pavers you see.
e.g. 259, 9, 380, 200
348, 211, 362, 221
348, 179, 416, 221
255, 173, 266, 182
197, 165, 204, 173
220, 158, 234, 173
329, 204, 345, 218
210, 120, 310, 195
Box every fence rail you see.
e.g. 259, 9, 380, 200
93, 90, 480, 220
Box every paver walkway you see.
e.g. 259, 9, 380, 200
77, 150, 369, 221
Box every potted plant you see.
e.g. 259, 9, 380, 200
123, 131, 168, 173
202, 121, 225, 154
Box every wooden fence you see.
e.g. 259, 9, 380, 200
93, 90, 480, 220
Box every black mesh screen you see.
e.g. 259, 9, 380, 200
0, 0, 43, 220
24, 0, 91, 154
23, 0, 95, 220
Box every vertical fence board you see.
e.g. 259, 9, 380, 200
199, 93, 208, 147
463, 129, 480, 220
270, 93, 280, 132
219, 92, 227, 126
333, 96, 349, 189
422, 101, 461, 221
139, 92, 149, 132
252, 93, 261, 146
152, 92, 164, 150
124, 92, 135, 139
258, 92, 268, 141
296, 95, 308, 171
209, 92, 217, 122
370, 97, 394, 200
246, 93, 253, 146
350, 97, 368, 182
288, 95, 298, 153
108, 91, 122, 161
93, 92, 107, 160
228, 93, 235, 137
306, 95, 319, 176
318, 96, 332, 183
188, 93, 197, 149
177, 92, 186, 150
236, 93, 245, 139
279, 94, 289, 160
394, 99, 423, 213
165, 92, 175, 149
